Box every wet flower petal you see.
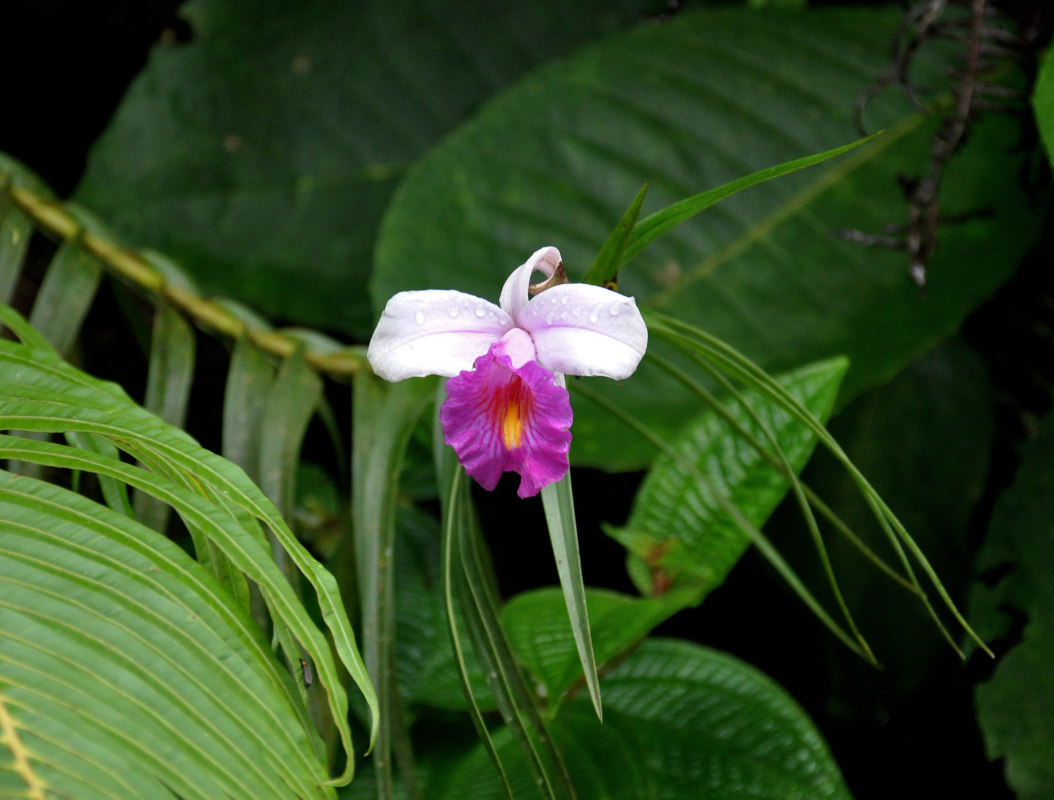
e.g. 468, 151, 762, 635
517, 283, 648, 379
439, 341, 572, 498
367, 290, 511, 380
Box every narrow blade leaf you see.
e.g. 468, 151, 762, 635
136, 303, 196, 534
539, 465, 602, 720
28, 236, 102, 356
581, 183, 647, 288
352, 373, 435, 797
223, 335, 276, 480
621, 133, 880, 267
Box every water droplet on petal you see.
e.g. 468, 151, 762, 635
545, 311, 555, 325
560, 295, 569, 305
474, 305, 486, 318
589, 308, 600, 324
414, 310, 425, 325
447, 304, 460, 317
609, 304, 620, 316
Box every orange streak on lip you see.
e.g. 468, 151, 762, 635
486, 374, 532, 451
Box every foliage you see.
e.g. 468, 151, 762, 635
971, 416, 1054, 800
2, 0, 1052, 798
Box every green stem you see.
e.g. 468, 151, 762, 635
5, 182, 369, 378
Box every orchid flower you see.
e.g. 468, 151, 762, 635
367, 246, 648, 498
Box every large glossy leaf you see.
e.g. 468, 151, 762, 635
373, 6, 1038, 469
970, 415, 1054, 800
73, 0, 662, 337
433, 639, 852, 800
502, 587, 690, 708
607, 357, 846, 599
0, 471, 332, 799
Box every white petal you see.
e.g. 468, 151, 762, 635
367, 290, 511, 380
499, 246, 563, 318
517, 284, 648, 379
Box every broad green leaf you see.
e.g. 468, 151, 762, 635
607, 357, 846, 599
0, 333, 375, 783
0, 471, 332, 799
373, 6, 1038, 469
435, 639, 852, 800
1034, 45, 1054, 168
970, 415, 1054, 800
74, 0, 662, 337
502, 587, 691, 707
0, 306, 54, 356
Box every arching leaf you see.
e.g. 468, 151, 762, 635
0, 327, 375, 783
0, 471, 332, 799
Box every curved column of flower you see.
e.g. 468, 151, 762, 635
367, 246, 648, 497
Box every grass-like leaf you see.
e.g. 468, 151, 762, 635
443, 468, 575, 800
352, 373, 435, 799
576, 353, 873, 660
222, 334, 276, 478
620, 132, 880, 269
26, 234, 102, 356
581, 183, 647, 289
645, 311, 991, 658
0, 154, 47, 308
136, 302, 196, 535
540, 466, 602, 721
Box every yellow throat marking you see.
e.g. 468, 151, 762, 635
501, 394, 525, 450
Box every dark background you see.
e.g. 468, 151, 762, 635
3, 2, 1051, 799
